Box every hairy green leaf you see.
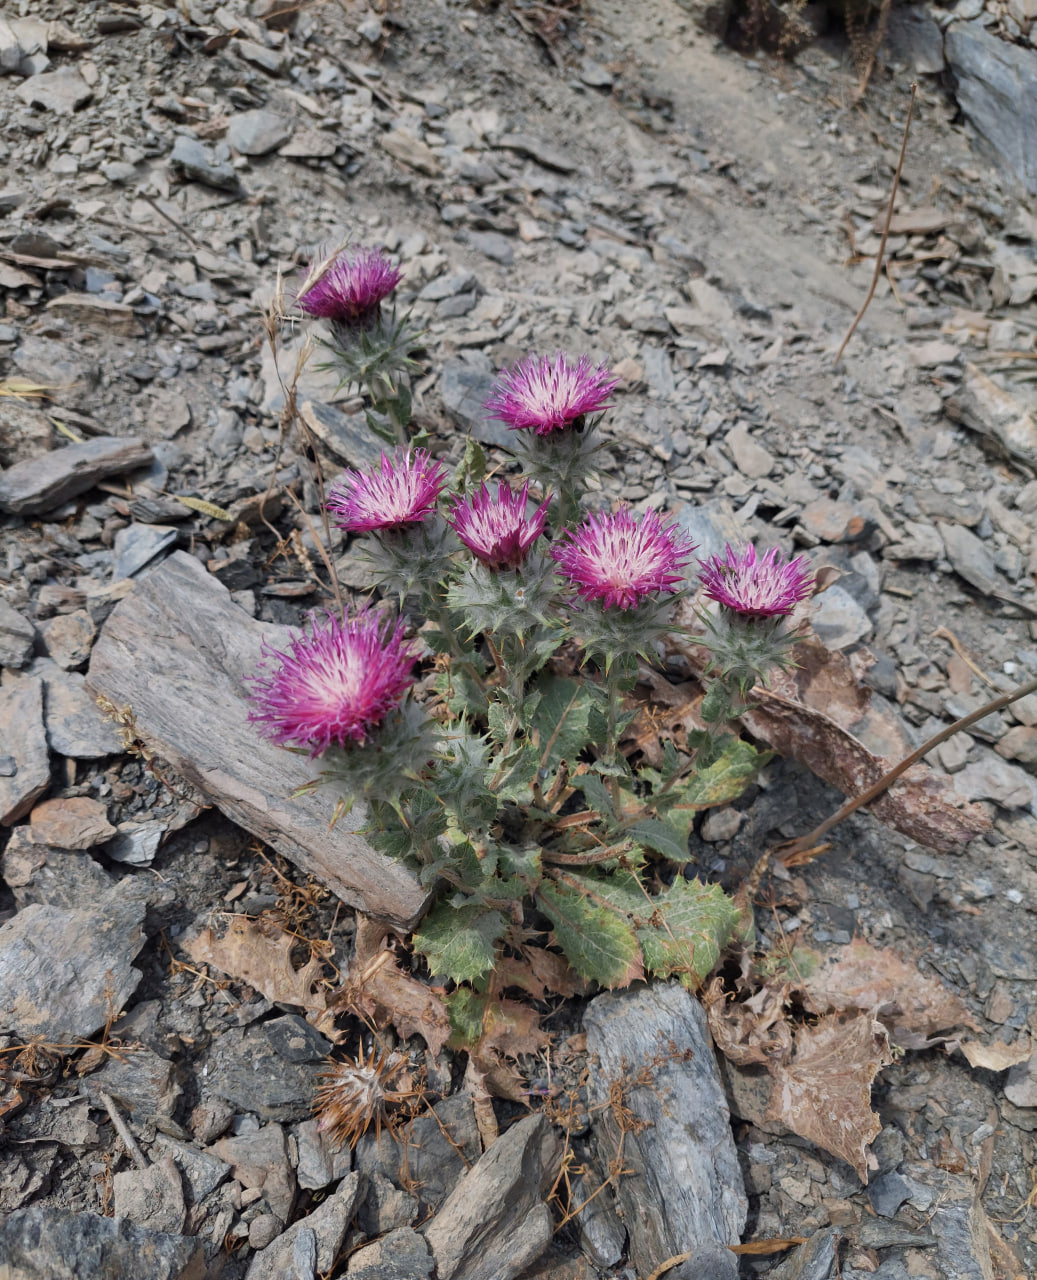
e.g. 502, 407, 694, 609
530, 674, 597, 774
625, 816, 692, 862
537, 880, 640, 987
676, 736, 768, 810
414, 903, 505, 985
636, 877, 740, 987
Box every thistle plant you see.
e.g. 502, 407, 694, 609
296, 244, 422, 447
254, 246, 817, 1035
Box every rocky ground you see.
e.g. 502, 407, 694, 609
2, 0, 1037, 1278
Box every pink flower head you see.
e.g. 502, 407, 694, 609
296, 246, 402, 327
326, 448, 448, 533
447, 481, 550, 571
485, 351, 618, 436
698, 544, 814, 620
551, 507, 695, 611
248, 607, 418, 755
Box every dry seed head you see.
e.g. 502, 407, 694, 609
313, 1047, 414, 1149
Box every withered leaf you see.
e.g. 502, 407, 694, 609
803, 939, 980, 1049
336, 947, 451, 1058
496, 947, 588, 1001
704, 976, 791, 1067
764, 1012, 892, 1182
665, 617, 990, 853
185, 915, 327, 1012
958, 1037, 1032, 1072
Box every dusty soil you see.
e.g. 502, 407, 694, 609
2, 0, 1037, 1276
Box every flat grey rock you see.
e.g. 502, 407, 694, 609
244, 1171, 359, 1279
938, 521, 1000, 595
33, 661, 123, 759
208, 1123, 296, 1224
0, 397, 51, 468
347, 1226, 434, 1279
422, 1113, 559, 1280
953, 746, 1037, 810
299, 399, 383, 469
113, 1155, 186, 1235
227, 109, 292, 156
464, 231, 514, 266
292, 1117, 352, 1190
439, 361, 510, 447
111, 523, 179, 580
583, 983, 747, 1280
169, 135, 242, 192
151, 1134, 231, 1205
418, 271, 477, 302
0, 436, 153, 516
1, 828, 114, 910
674, 497, 751, 563
15, 67, 92, 113
0, 880, 147, 1041
497, 132, 577, 173
0, 1206, 204, 1279
208, 1017, 328, 1122
0, 599, 36, 669
809, 584, 873, 651
946, 22, 1037, 196
0, 674, 50, 824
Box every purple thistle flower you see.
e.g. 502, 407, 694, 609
698, 544, 814, 620
326, 448, 448, 533
485, 351, 618, 436
447, 481, 550, 572
551, 507, 695, 611
296, 246, 402, 328
248, 608, 418, 755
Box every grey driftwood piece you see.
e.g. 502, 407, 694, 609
87, 551, 429, 927
0, 436, 153, 515
583, 982, 747, 1280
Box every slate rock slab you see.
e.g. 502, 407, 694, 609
245, 1172, 360, 1280
0, 1206, 204, 1280
0, 675, 50, 824
583, 982, 747, 1280
355, 1094, 481, 1212
169, 135, 243, 192
87, 552, 428, 927
227, 108, 292, 156
15, 67, 92, 113
422, 1112, 560, 1280
0, 599, 35, 669
439, 361, 510, 447
0, 880, 148, 1041
37, 661, 123, 758
946, 22, 1037, 196
0, 436, 153, 516
347, 1226, 434, 1279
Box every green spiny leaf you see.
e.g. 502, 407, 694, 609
413, 903, 505, 985
675, 736, 768, 810
445, 987, 487, 1047
636, 877, 740, 987
529, 674, 596, 774
537, 879, 640, 987
625, 816, 692, 862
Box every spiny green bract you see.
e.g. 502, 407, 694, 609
445, 554, 558, 642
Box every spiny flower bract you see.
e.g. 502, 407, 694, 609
551, 507, 695, 611
447, 481, 550, 571
247, 607, 418, 755
326, 448, 448, 533
485, 351, 618, 436
296, 246, 402, 327
698, 543, 814, 619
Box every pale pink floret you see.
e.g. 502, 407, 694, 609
698, 544, 814, 619
447, 481, 550, 571
485, 351, 618, 436
326, 449, 448, 533
248, 608, 418, 755
296, 246, 402, 326
551, 507, 695, 611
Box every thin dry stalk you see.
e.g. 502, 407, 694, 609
834, 83, 917, 366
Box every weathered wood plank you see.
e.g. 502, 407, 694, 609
87, 551, 429, 928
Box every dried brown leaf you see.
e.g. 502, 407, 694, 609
185, 915, 327, 1012
764, 1012, 892, 1181
704, 976, 791, 1067
497, 947, 588, 1001
958, 1037, 1032, 1072
665, 618, 990, 852
336, 948, 451, 1058
802, 939, 980, 1048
